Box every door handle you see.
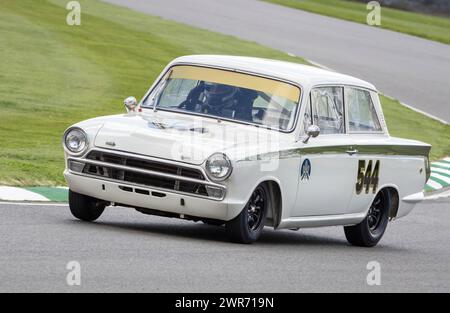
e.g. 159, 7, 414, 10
346, 148, 358, 155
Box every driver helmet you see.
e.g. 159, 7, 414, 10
204, 82, 238, 109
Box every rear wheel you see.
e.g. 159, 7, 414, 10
344, 189, 391, 247
69, 190, 105, 222
226, 184, 269, 244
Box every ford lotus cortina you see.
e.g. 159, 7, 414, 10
63, 55, 430, 246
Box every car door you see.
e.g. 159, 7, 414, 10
293, 86, 358, 217
344, 87, 386, 215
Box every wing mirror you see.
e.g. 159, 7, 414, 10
124, 96, 138, 112
302, 125, 320, 143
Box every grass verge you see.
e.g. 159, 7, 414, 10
263, 0, 450, 45
0, 0, 448, 186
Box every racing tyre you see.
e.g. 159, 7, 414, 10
344, 189, 391, 247
226, 184, 269, 244
69, 190, 105, 222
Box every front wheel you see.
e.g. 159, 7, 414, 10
226, 184, 270, 244
344, 189, 391, 247
69, 190, 105, 222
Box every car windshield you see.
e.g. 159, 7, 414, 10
141, 65, 301, 131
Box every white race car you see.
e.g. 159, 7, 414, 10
63, 55, 430, 246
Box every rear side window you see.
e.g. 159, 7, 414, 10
345, 88, 382, 132
310, 87, 344, 134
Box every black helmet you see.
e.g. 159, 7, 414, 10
204, 83, 238, 108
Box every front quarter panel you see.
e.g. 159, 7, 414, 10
223, 153, 301, 223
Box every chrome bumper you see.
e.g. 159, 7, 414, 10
65, 170, 230, 220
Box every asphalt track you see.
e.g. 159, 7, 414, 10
103, 0, 450, 123
0, 198, 449, 292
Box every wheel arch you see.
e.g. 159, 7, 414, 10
261, 180, 283, 229
385, 187, 400, 221
375, 185, 400, 221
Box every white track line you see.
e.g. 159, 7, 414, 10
397, 101, 449, 125
0, 201, 68, 206
305, 58, 335, 71
0, 186, 49, 201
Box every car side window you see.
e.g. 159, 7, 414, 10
345, 88, 382, 132
310, 87, 344, 134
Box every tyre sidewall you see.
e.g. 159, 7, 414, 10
344, 189, 391, 247
69, 190, 105, 222
365, 189, 391, 243
228, 184, 270, 243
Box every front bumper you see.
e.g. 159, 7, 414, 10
65, 171, 231, 221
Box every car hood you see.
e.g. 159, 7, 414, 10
88, 111, 290, 165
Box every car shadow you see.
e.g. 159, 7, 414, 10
67, 216, 406, 251
63, 205, 406, 251
96, 220, 231, 243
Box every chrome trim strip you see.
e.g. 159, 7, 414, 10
67, 171, 226, 201
285, 144, 431, 158
311, 83, 378, 94
355, 144, 431, 157
278, 212, 367, 229
238, 143, 431, 162
68, 157, 224, 189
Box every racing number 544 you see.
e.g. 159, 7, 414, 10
356, 160, 380, 194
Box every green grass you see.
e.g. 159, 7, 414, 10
379, 95, 450, 160
0, 0, 448, 186
264, 0, 450, 45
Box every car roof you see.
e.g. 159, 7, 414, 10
171, 55, 377, 91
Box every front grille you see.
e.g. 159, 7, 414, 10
86, 150, 205, 180
74, 150, 222, 199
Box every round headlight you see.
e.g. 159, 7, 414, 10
205, 153, 232, 181
64, 128, 88, 154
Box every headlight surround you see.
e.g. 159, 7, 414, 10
63, 127, 88, 155
205, 153, 232, 181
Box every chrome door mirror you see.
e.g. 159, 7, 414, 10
124, 96, 138, 112
302, 125, 320, 143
